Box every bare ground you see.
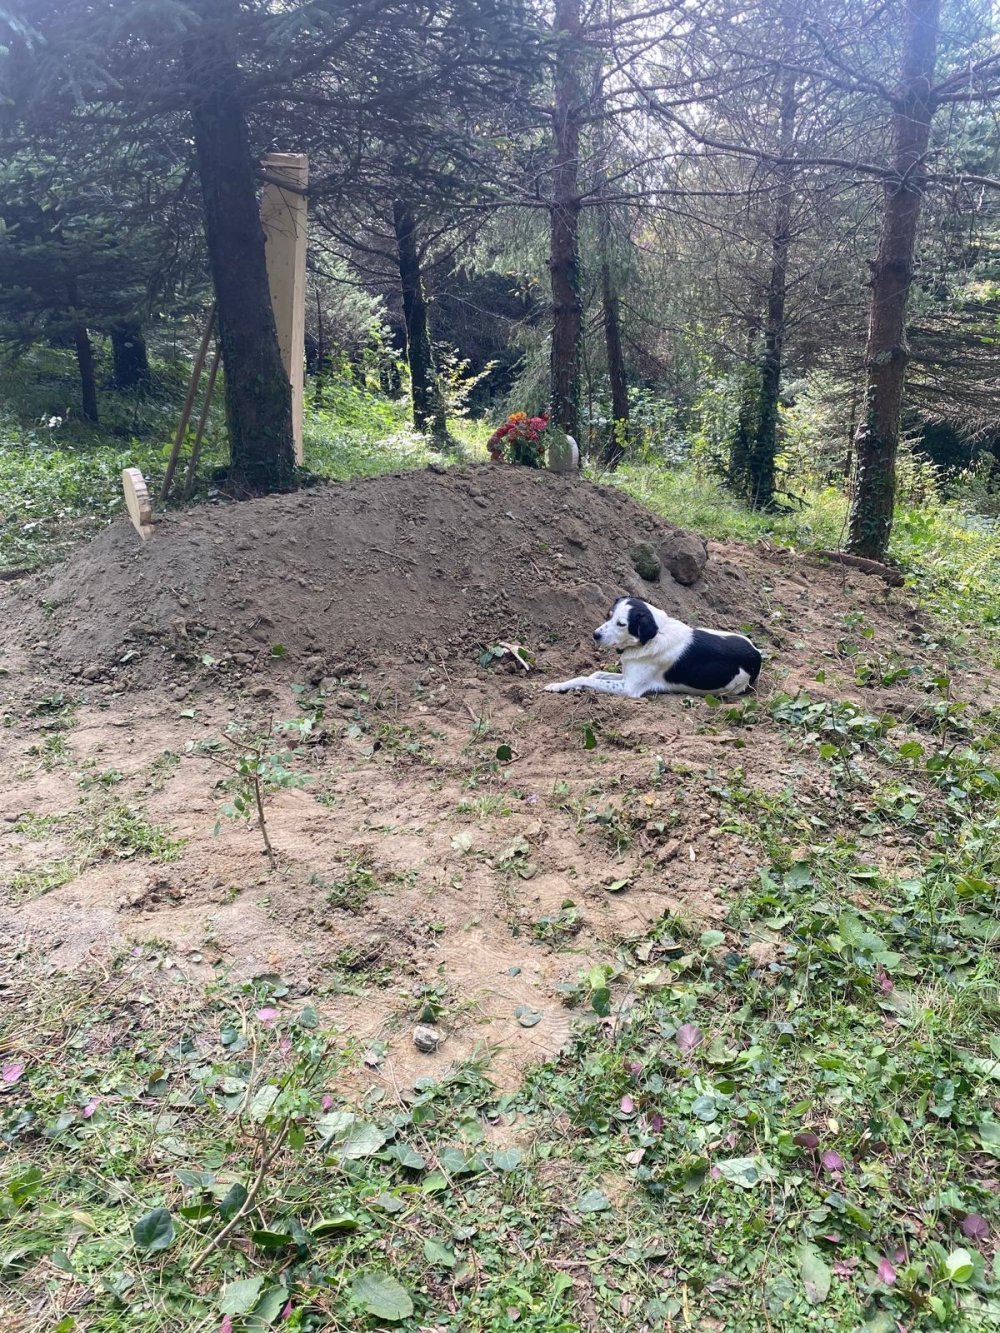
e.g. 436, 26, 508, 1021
2, 464, 990, 1093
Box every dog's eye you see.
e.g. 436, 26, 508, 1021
617, 621, 626, 627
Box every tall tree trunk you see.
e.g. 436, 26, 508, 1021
730, 67, 796, 509
599, 205, 629, 469
186, 5, 295, 497
73, 323, 99, 423
392, 199, 447, 440
847, 0, 939, 559
549, 0, 583, 442
110, 323, 150, 392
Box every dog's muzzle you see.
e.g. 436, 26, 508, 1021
593, 629, 603, 643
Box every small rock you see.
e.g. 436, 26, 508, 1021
662, 531, 708, 586
413, 1025, 441, 1053
336, 692, 354, 710
233, 653, 253, 667
303, 655, 326, 684
252, 685, 272, 699
82, 665, 101, 682
628, 541, 662, 582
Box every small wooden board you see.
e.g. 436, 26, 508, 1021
122, 468, 154, 542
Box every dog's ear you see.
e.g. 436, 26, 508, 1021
626, 599, 657, 645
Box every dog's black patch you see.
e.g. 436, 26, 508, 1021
664, 630, 762, 692
626, 598, 658, 645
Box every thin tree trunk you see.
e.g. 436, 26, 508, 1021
549, 0, 583, 442
110, 324, 150, 392
599, 206, 629, 469
73, 324, 99, 423
847, 0, 940, 559
731, 67, 796, 509
186, 4, 295, 497
392, 199, 446, 440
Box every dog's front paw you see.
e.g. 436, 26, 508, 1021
544, 681, 572, 693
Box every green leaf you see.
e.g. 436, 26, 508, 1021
606, 878, 631, 893
334, 1122, 388, 1161
351, 1272, 414, 1322
218, 1182, 248, 1221
945, 1248, 974, 1284
493, 1149, 523, 1172
220, 1275, 265, 1315
691, 1094, 718, 1122
249, 1285, 289, 1325
270, 643, 287, 658
796, 1243, 831, 1305
312, 1214, 359, 1238
715, 1155, 773, 1189
582, 725, 597, 750
495, 744, 513, 762
515, 1005, 543, 1028
699, 929, 726, 949
577, 1188, 612, 1213
978, 1120, 1000, 1156
375, 1192, 406, 1212
423, 1238, 457, 1268
132, 1207, 175, 1253
248, 1084, 280, 1122
384, 1142, 426, 1171
250, 1229, 294, 1250
8, 1167, 43, 1207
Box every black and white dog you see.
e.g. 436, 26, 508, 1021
544, 596, 762, 699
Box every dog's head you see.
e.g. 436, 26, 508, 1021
593, 597, 658, 653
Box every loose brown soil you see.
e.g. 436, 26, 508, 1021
0, 464, 984, 1090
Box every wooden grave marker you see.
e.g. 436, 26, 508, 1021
122, 468, 154, 542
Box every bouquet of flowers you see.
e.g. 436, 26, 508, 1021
487, 411, 549, 468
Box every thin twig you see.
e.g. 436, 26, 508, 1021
189, 1119, 291, 1273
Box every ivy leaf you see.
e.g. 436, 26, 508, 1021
796, 1243, 831, 1305
577, 1188, 611, 1213
333, 1122, 388, 1161
219, 1275, 264, 1315
351, 1273, 414, 1322
132, 1207, 175, 1253
715, 1156, 773, 1189
218, 1182, 248, 1222
493, 1149, 523, 1172
312, 1214, 359, 1238
423, 1238, 457, 1268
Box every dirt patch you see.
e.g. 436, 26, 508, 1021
1, 462, 903, 694
1, 464, 989, 1091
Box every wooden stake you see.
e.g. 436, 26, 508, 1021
160, 302, 216, 502
182, 341, 222, 499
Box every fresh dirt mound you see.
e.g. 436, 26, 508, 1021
7, 464, 779, 690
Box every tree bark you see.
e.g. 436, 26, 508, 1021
186, 5, 295, 497
599, 205, 629, 469
730, 67, 796, 509
392, 198, 447, 440
110, 324, 150, 392
548, 0, 583, 442
73, 322, 99, 423
847, 0, 940, 559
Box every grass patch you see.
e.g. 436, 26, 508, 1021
7, 858, 80, 902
